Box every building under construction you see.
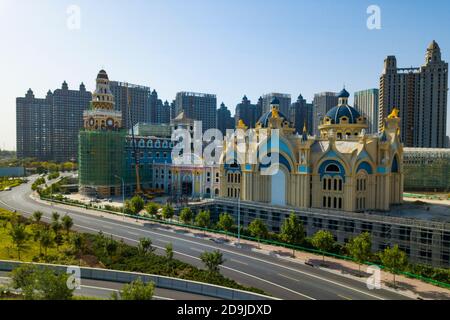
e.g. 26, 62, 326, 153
403, 148, 450, 192
78, 70, 126, 197
78, 130, 126, 196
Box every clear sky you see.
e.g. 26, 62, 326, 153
1, 0, 449, 150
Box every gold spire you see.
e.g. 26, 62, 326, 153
303, 121, 307, 133
237, 119, 247, 129
388, 107, 400, 119
271, 105, 279, 118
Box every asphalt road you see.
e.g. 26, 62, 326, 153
0, 179, 412, 300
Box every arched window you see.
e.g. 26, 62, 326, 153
326, 164, 340, 172
147, 140, 153, 148
323, 179, 327, 190
155, 140, 161, 148
334, 179, 338, 190
333, 197, 337, 209
323, 196, 327, 207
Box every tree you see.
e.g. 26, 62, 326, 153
118, 278, 155, 300
165, 243, 174, 261
379, 245, 408, 287
195, 210, 211, 232
311, 230, 335, 262
61, 215, 73, 237
130, 195, 145, 215
39, 229, 53, 258
280, 213, 305, 257
248, 218, 268, 248
32, 227, 43, 256
217, 213, 234, 238
179, 207, 193, 225
51, 220, 62, 236
161, 204, 174, 221
70, 233, 85, 263
54, 233, 64, 251
104, 236, 118, 260
9, 223, 28, 260
51, 212, 61, 236
51, 211, 60, 223
11, 265, 74, 300
145, 202, 159, 217
200, 250, 225, 274
346, 232, 372, 276
137, 238, 154, 256
32, 211, 43, 224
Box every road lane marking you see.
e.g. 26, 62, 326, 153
278, 273, 299, 282
190, 248, 205, 254
230, 259, 249, 266
79, 285, 174, 300
338, 294, 352, 300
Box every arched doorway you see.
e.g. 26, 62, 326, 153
271, 168, 286, 206
181, 175, 193, 196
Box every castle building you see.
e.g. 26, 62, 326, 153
219, 89, 403, 212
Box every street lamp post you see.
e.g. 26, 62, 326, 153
237, 190, 241, 248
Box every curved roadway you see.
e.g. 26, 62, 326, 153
0, 179, 411, 300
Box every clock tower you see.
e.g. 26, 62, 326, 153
79, 69, 126, 198
83, 70, 122, 130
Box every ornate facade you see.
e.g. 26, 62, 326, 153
219, 89, 403, 212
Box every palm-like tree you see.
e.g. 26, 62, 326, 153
39, 229, 53, 259
61, 215, 74, 237
32, 211, 43, 224
9, 223, 28, 260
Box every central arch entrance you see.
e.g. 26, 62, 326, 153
271, 168, 286, 206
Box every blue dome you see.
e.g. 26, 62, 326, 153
258, 109, 288, 127
337, 88, 350, 98
325, 105, 361, 124
271, 97, 280, 105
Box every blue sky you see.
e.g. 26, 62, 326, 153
1, 0, 449, 150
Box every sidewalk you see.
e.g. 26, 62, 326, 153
33, 194, 450, 300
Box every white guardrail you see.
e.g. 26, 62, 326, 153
0, 260, 276, 300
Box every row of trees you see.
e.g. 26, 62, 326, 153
139, 204, 410, 287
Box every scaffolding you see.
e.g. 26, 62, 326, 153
78, 129, 126, 196
403, 148, 450, 192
